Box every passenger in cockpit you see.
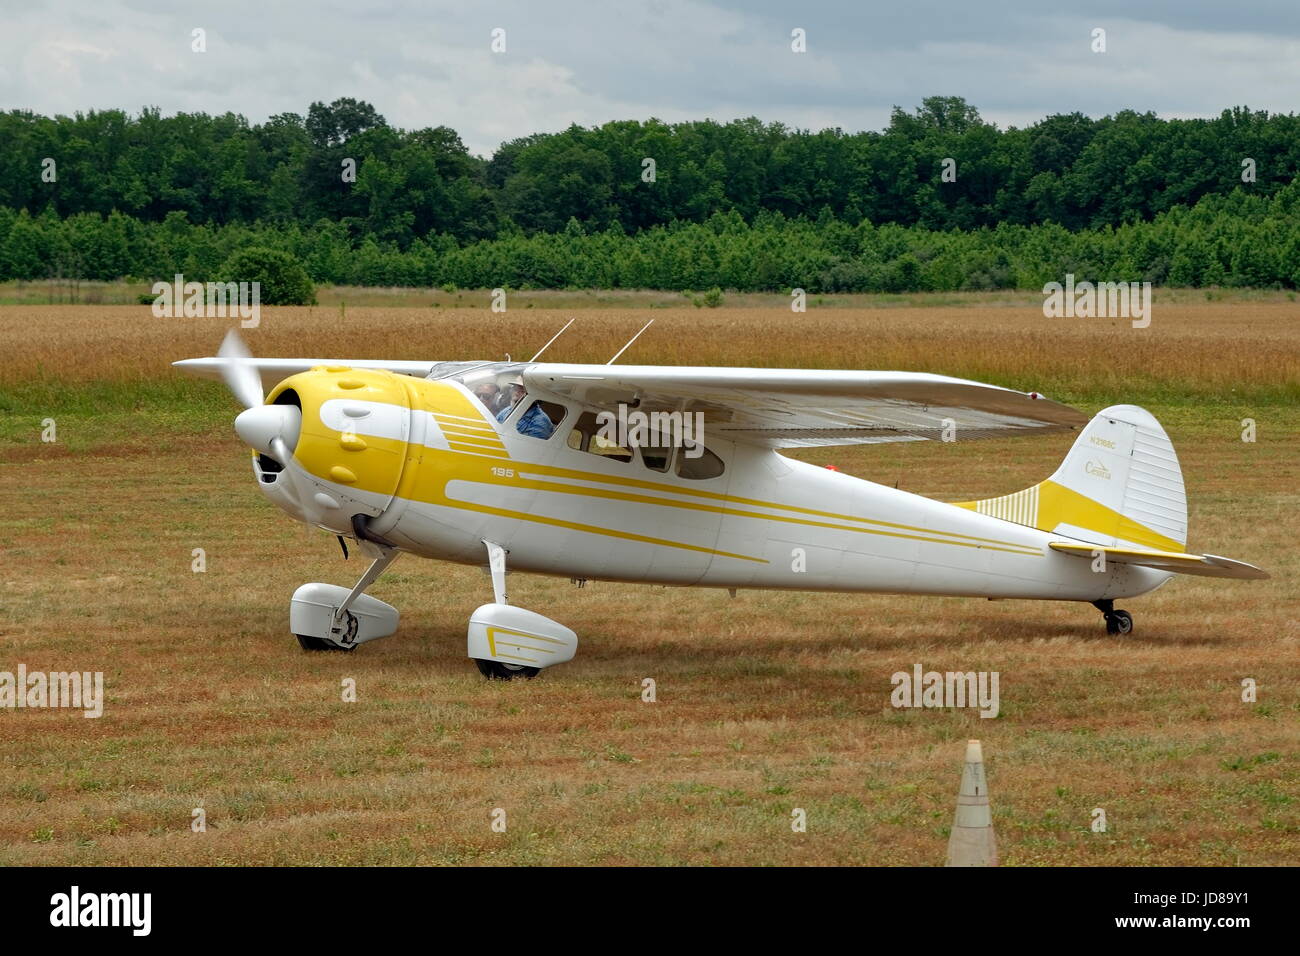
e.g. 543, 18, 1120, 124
497, 381, 555, 439
474, 382, 505, 415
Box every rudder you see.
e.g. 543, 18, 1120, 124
954, 405, 1188, 552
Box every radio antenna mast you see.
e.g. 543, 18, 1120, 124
528, 317, 575, 362
606, 319, 654, 365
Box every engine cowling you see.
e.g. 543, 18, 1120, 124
251, 366, 413, 534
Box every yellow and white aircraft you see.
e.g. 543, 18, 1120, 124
176, 329, 1267, 678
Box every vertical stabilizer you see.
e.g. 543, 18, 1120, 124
954, 405, 1188, 552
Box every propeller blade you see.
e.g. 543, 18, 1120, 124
269, 437, 324, 528
269, 437, 294, 467
216, 328, 264, 409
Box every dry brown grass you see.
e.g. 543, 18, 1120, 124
1, 297, 1296, 865
2, 299, 1298, 404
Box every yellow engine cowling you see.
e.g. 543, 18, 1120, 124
261, 366, 414, 532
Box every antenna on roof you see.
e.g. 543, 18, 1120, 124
528, 317, 575, 363
606, 319, 654, 365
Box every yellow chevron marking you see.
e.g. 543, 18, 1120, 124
433, 411, 495, 426
442, 433, 508, 450
446, 443, 513, 459
953, 479, 1185, 553
438, 425, 503, 443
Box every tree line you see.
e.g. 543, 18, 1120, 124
1, 95, 1297, 290
3, 180, 1297, 292
4, 96, 1300, 236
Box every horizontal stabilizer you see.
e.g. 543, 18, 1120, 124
1048, 542, 1269, 580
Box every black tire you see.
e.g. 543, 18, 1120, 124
296, 634, 355, 652
474, 659, 539, 680
1105, 610, 1134, 636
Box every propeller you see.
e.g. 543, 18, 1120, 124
213, 329, 321, 526
219, 329, 300, 463
216, 328, 264, 410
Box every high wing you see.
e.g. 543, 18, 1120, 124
173, 356, 442, 390
523, 364, 1088, 448
1048, 542, 1269, 580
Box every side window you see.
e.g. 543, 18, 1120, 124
675, 445, 725, 480
640, 444, 674, 473
515, 400, 565, 440
567, 411, 633, 463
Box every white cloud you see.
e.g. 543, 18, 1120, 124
0, 1, 1295, 152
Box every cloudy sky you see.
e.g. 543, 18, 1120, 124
1, 0, 1297, 156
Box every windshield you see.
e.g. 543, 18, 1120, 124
429, 362, 529, 419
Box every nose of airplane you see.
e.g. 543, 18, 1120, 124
234, 404, 302, 459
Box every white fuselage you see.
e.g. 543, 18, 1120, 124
321, 379, 1170, 604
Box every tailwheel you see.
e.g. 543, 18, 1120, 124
474, 659, 539, 680
1093, 599, 1134, 637
1105, 610, 1134, 636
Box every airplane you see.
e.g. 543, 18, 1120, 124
174, 328, 1268, 679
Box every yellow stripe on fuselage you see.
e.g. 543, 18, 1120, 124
445, 444, 513, 459
504, 470, 1042, 557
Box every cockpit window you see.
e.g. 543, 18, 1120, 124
567, 411, 633, 463
472, 381, 510, 419
675, 445, 725, 480
435, 363, 528, 420
514, 400, 565, 439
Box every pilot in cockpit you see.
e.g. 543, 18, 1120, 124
497, 379, 554, 439
473, 382, 505, 416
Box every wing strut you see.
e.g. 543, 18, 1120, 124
529, 318, 576, 362
606, 320, 654, 365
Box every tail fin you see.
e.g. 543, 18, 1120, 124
954, 405, 1188, 553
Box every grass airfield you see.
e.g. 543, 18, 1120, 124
1, 291, 1296, 865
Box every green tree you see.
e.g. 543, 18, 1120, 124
218, 246, 316, 304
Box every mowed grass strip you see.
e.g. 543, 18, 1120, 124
0, 299, 1296, 865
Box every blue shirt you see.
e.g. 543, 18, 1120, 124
500, 401, 554, 439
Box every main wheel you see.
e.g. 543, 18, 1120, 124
474, 659, 539, 680
296, 635, 355, 652
1105, 610, 1134, 636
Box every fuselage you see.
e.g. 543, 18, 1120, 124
254, 366, 1169, 604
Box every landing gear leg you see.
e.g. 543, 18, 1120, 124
1092, 598, 1134, 637
472, 540, 539, 680
294, 545, 400, 651
485, 540, 509, 607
